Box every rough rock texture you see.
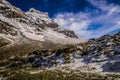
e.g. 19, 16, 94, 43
27, 32, 120, 73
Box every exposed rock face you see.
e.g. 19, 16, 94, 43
0, 0, 26, 18
0, 37, 11, 47
27, 46, 76, 68
78, 32, 120, 56
27, 32, 120, 72
0, 0, 83, 51
0, 20, 17, 36
77, 32, 120, 72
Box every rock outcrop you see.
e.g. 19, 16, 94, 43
27, 32, 120, 72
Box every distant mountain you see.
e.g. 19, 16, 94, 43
0, 0, 84, 53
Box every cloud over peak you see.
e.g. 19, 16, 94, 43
54, 0, 120, 39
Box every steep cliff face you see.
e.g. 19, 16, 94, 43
0, 0, 84, 50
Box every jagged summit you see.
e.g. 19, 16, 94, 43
28, 8, 49, 17
29, 8, 39, 12
26, 8, 52, 24
28, 8, 48, 15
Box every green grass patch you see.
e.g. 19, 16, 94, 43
1, 68, 120, 80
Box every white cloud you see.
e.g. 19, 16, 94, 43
54, 0, 120, 39
87, 0, 111, 11
54, 12, 91, 39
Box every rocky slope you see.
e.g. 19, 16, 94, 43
27, 32, 120, 73
0, 31, 119, 80
0, 0, 83, 50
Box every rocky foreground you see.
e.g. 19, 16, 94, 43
0, 32, 120, 80
26, 32, 120, 72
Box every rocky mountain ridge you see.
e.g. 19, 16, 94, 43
0, 0, 85, 58
0, 0, 83, 49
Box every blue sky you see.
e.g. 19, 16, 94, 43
7, 0, 120, 39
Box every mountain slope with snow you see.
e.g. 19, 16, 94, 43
27, 32, 120, 73
0, 0, 84, 49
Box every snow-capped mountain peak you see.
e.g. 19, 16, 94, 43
26, 8, 53, 24
28, 8, 48, 16
0, 0, 84, 49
